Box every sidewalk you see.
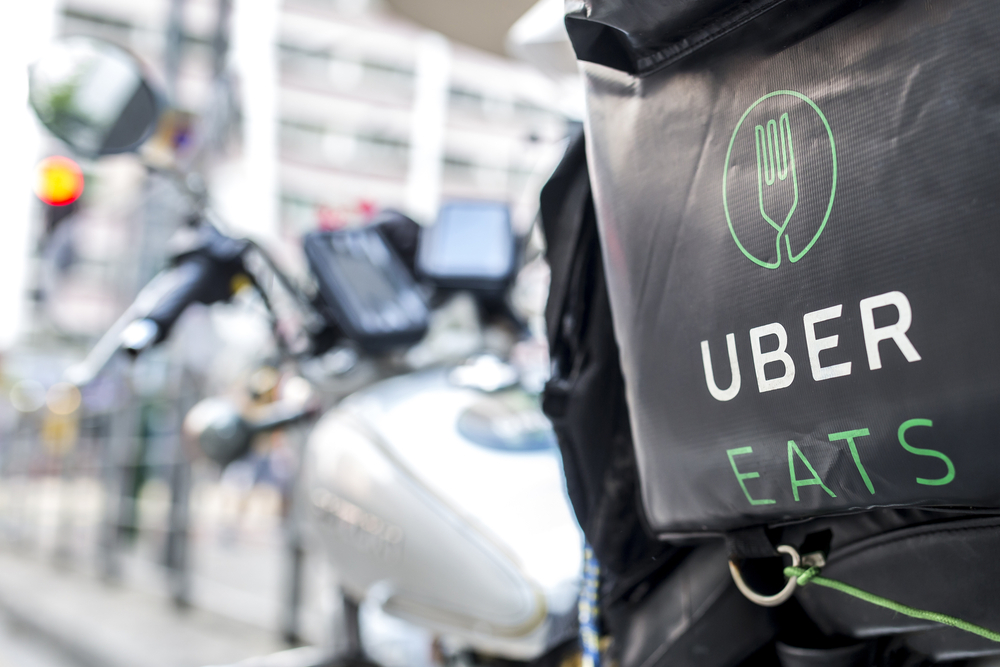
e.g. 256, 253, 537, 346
0, 612, 79, 667
0, 549, 293, 667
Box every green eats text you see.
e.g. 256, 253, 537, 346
726, 418, 955, 507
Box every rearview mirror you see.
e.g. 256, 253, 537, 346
184, 389, 316, 467
184, 398, 253, 467
29, 37, 162, 157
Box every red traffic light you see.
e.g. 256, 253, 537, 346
34, 156, 84, 207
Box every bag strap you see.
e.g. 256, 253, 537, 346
726, 526, 778, 560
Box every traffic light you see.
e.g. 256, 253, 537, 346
34, 155, 84, 207
34, 155, 84, 233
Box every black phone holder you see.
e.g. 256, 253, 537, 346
305, 228, 429, 352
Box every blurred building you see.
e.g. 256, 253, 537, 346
59, 0, 569, 234
22, 0, 571, 342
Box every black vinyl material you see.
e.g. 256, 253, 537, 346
540, 129, 679, 596
775, 641, 872, 667
572, 0, 1000, 535
608, 540, 776, 667
792, 515, 1000, 661
545, 1, 1000, 662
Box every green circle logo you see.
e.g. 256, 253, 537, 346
723, 91, 837, 269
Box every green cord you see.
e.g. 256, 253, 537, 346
784, 566, 1000, 644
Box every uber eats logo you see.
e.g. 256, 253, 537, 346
723, 91, 837, 269
708, 93, 958, 507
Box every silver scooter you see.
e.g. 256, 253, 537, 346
28, 36, 583, 667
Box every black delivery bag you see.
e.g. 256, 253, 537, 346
565, 0, 1000, 536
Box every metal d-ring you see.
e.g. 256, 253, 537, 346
729, 544, 800, 607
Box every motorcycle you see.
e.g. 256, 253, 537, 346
27, 37, 583, 667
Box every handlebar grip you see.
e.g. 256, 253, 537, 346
142, 253, 244, 345
65, 229, 250, 385
142, 258, 215, 343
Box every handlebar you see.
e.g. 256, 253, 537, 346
65, 225, 250, 387
139, 254, 242, 349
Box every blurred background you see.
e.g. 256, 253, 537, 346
0, 0, 581, 665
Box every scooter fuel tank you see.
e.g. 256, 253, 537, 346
301, 369, 583, 659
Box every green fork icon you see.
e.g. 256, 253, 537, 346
754, 112, 799, 264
